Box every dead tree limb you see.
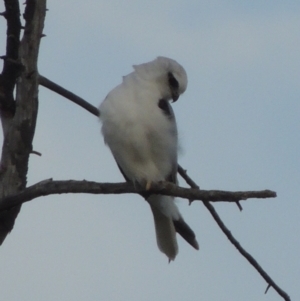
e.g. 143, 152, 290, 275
39, 75, 99, 116
178, 166, 290, 301
0, 179, 276, 211
0, 0, 46, 245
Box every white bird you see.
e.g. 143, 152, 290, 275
99, 57, 199, 261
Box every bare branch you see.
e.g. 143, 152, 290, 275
30, 150, 42, 156
39, 75, 99, 117
178, 168, 290, 301
0, 179, 276, 212
177, 165, 200, 189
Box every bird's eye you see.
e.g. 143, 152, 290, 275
168, 72, 179, 89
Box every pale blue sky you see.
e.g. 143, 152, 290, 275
0, 1, 299, 300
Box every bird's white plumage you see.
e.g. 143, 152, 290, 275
99, 57, 198, 261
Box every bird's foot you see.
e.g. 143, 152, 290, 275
145, 180, 152, 191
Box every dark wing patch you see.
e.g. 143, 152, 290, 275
116, 162, 130, 182
173, 218, 199, 250
158, 98, 173, 119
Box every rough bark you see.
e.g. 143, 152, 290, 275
0, 0, 46, 245
0, 0, 21, 116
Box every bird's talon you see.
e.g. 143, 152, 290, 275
146, 181, 152, 191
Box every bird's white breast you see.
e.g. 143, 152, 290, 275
100, 74, 177, 184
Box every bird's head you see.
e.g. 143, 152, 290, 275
133, 56, 188, 102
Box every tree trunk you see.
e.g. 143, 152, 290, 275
0, 0, 46, 245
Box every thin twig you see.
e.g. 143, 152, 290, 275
265, 284, 271, 294
235, 201, 243, 211
31, 150, 42, 156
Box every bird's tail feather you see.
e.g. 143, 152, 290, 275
173, 218, 199, 250
149, 202, 178, 261
148, 194, 199, 261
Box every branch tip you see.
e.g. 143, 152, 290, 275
31, 150, 42, 156
265, 284, 271, 294
236, 201, 243, 211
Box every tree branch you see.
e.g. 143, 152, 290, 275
39, 75, 99, 116
178, 167, 290, 301
0, 179, 276, 211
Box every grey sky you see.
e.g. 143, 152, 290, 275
0, 1, 299, 300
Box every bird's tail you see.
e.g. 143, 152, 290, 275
149, 198, 178, 261
148, 194, 199, 261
